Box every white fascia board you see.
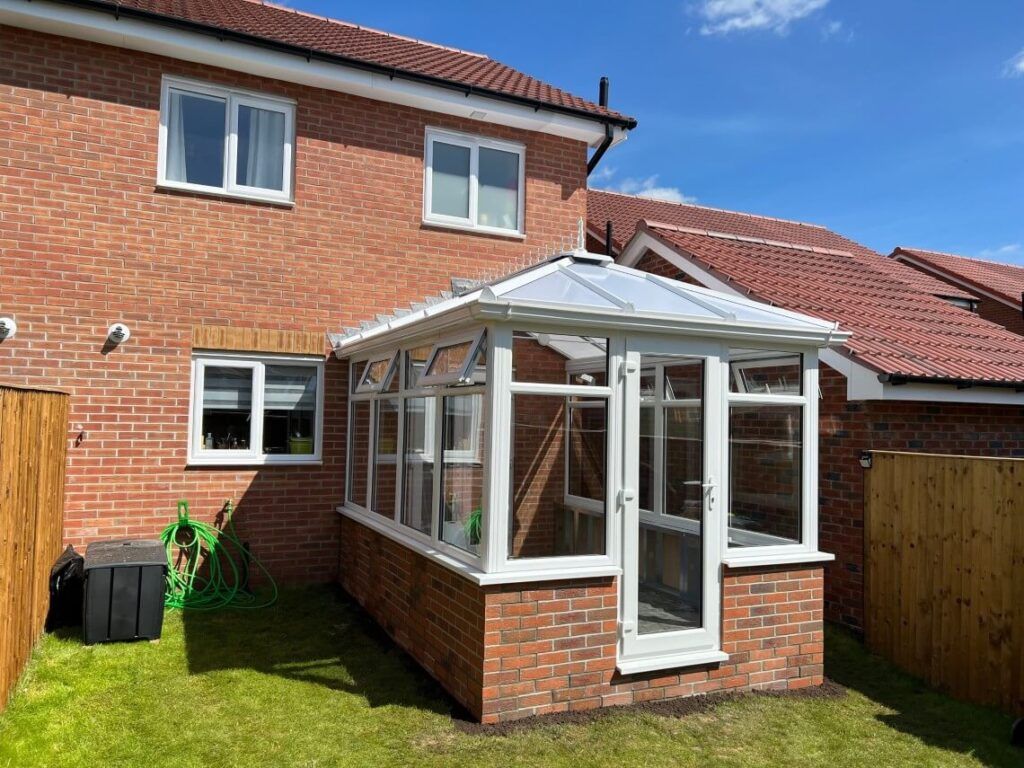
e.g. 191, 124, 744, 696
0, 0, 618, 147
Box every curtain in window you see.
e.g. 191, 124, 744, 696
236, 105, 285, 191
166, 91, 188, 182
478, 147, 518, 229
166, 90, 225, 187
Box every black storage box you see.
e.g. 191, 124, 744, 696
83, 539, 166, 644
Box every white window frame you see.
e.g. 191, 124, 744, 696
418, 329, 487, 388
721, 347, 822, 566
422, 127, 526, 237
188, 351, 324, 467
157, 76, 295, 205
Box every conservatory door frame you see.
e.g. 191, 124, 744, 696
618, 335, 728, 673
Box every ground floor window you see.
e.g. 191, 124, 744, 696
189, 353, 323, 466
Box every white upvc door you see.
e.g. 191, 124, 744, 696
618, 336, 728, 673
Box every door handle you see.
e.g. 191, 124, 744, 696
617, 488, 636, 509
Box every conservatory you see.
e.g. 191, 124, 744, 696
334, 248, 848, 719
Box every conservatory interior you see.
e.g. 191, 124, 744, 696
334, 248, 847, 681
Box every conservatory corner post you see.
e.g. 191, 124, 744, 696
802, 349, 820, 554
482, 323, 513, 572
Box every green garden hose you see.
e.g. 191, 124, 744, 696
160, 500, 278, 611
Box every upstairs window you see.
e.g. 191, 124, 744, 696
159, 77, 295, 204
423, 128, 524, 236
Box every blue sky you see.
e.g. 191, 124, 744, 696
297, 1, 1024, 264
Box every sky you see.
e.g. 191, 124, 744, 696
294, 1, 1024, 264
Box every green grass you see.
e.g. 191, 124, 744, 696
0, 586, 1018, 768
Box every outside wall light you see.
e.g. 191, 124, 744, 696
0, 317, 16, 339
859, 451, 873, 469
107, 323, 131, 344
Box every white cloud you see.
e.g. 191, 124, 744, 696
1003, 49, 1024, 78
696, 0, 830, 36
978, 243, 1022, 262
594, 172, 697, 204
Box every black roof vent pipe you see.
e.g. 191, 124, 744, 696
587, 76, 614, 177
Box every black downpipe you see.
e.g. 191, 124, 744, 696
605, 220, 614, 256
587, 76, 614, 176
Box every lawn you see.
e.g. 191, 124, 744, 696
0, 586, 1018, 768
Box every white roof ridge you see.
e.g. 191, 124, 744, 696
643, 220, 855, 258
590, 188, 830, 231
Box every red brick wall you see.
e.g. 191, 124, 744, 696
482, 565, 822, 722
0, 26, 588, 580
338, 516, 487, 717
632, 248, 1024, 630
340, 518, 822, 723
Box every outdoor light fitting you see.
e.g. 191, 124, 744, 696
107, 323, 131, 344
0, 317, 16, 339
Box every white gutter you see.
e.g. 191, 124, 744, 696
0, 0, 624, 148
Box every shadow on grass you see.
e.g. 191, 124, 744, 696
182, 584, 461, 716
825, 624, 1020, 768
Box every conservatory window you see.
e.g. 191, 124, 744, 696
401, 397, 433, 535
423, 128, 524, 235
440, 394, 485, 554
371, 398, 400, 517
419, 330, 487, 387
355, 352, 398, 394
190, 354, 323, 466
159, 76, 294, 203
727, 350, 807, 550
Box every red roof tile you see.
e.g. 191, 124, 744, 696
893, 247, 1024, 309
74, 0, 634, 126
587, 190, 1024, 385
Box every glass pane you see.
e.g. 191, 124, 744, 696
401, 397, 433, 535
166, 89, 225, 187
426, 341, 471, 377
729, 350, 802, 395
360, 356, 395, 391
664, 360, 703, 400
405, 345, 432, 389
371, 399, 399, 518
639, 369, 657, 401
567, 400, 606, 502
200, 366, 252, 450
512, 331, 607, 385
478, 146, 519, 230
638, 407, 655, 512
439, 394, 484, 555
663, 406, 702, 519
637, 523, 702, 634
729, 404, 802, 546
235, 104, 286, 191
347, 401, 371, 507
509, 395, 605, 559
430, 141, 470, 218
261, 365, 316, 455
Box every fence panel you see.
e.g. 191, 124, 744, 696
0, 385, 69, 712
865, 450, 1024, 714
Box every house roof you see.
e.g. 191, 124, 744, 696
331, 250, 846, 357
60, 0, 635, 129
891, 247, 1024, 309
588, 190, 1024, 386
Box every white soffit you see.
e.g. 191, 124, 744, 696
0, 0, 624, 148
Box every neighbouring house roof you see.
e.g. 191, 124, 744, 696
330, 250, 846, 357
52, 0, 635, 129
588, 189, 1024, 387
891, 247, 1024, 309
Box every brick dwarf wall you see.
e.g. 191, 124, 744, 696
340, 518, 822, 722
0, 26, 587, 580
631, 247, 1024, 630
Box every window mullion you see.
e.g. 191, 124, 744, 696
469, 143, 479, 226
394, 393, 405, 523
224, 93, 235, 191
251, 362, 265, 460
431, 394, 443, 544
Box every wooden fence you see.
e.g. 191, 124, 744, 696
0, 385, 69, 712
865, 450, 1024, 714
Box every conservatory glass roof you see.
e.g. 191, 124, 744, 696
330, 250, 848, 355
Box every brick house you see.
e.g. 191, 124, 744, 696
0, 0, 852, 723
588, 190, 1024, 630
891, 247, 1024, 336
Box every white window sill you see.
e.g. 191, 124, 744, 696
421, 218, 525, 240
338, 505, 622, 586
157, 182, 295, 208
617, 649, 729, 676
187, 455, 322, 468
722, 551, 834, 568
